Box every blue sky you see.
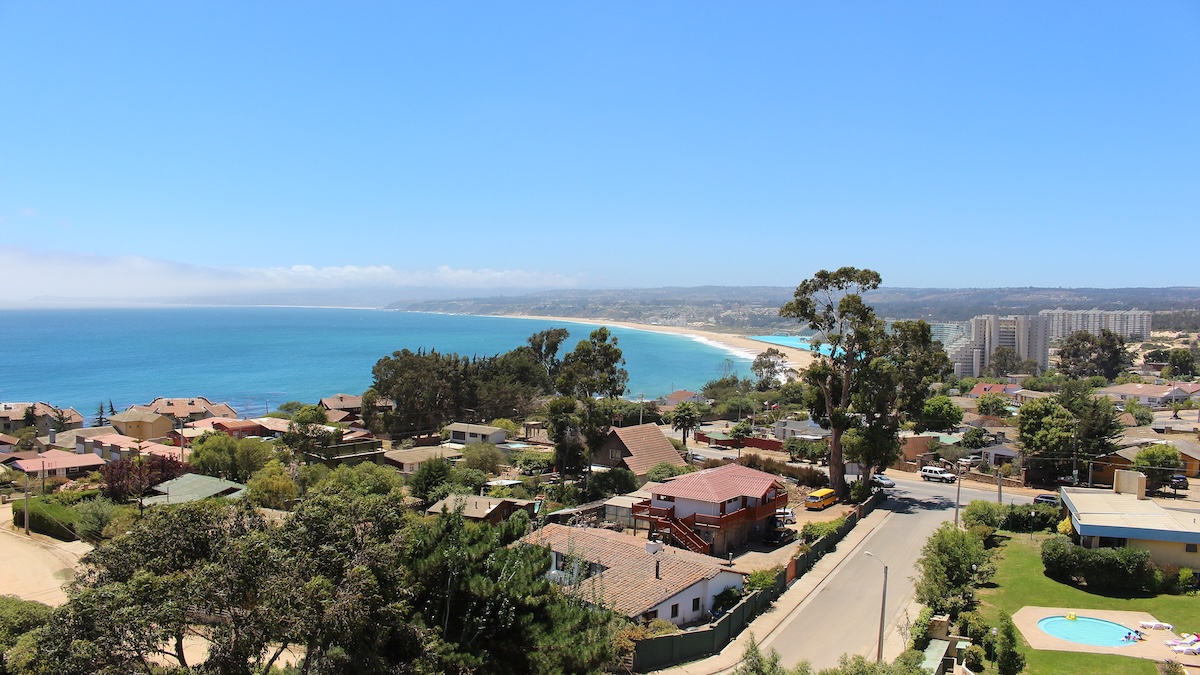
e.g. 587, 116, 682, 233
1, 3, 1197, 305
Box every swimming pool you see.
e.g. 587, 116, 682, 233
1037, 616, 1137, 647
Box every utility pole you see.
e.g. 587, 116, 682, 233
953, 462, 963, 527
996, 463, 1003, 504
23, 471, 30, 536
864, 551, 888, 663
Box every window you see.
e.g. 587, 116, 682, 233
671, 604, 679, 618
692, 597, 701, 612
1187, 544, 1198, 553
642, 610, 658, 622
609, 448, 621, 460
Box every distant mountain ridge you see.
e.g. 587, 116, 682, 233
395, 286, 1200, 331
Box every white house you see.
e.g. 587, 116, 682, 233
522, 523, 744, 625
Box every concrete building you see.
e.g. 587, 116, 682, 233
1038, 307, 1152, 342
1062, 471, 1200, 568
943, 315, 1051, 378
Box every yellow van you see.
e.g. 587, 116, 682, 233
804, 488, 837, 511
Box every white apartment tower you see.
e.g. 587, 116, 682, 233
1037, 308, 1152, 342
943, 314, 1051, 378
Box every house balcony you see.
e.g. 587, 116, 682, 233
631, 492, 788, 530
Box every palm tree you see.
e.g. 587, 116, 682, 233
672, 401, 701, 447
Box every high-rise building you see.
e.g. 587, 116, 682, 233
942, 314, 1051, 378
1037, 308, 1152, 342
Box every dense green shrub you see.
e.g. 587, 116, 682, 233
1000, 502, 1060, 532
11, 499, 77, 541
801, 517, 847, 542
1040, 536, 1079, 581
44, 488, 100, 507
1082, 547, 1155, 592
962, 500, 1005, 529
909, 606, 935, 651
1041, 536, 1157, 592
712, 586, 742, 615
745, 567, 782, 592
74, 497, 116, 542
963, 644, 985, 672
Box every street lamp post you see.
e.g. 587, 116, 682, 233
864, 551, 888, 663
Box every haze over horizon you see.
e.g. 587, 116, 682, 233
2, 3, 1196, 307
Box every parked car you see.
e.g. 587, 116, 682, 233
764, 527, 797, 545
871, 473, 896, 488
1170, 475, 1189, 490
1033, 493, 1059, 505
775, 508, 797, 524
919, 466, 957, 483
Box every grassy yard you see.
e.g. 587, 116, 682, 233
975, 533, 1196, 675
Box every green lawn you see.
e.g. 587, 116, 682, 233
976, 533, 1196, 675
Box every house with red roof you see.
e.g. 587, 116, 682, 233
12, 449, 105, 479
633, 463, 789, 557
0, 402, 84, 435
595, 424, 686, 477
522, 524, 744, 625
966, 383, 1023, 399
129, 397, 237, 422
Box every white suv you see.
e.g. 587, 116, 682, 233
919, 466, 957, 483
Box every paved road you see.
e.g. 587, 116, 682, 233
0, 503, 91, 606
759, 476, 1032, 671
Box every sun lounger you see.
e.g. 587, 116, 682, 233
1172, 644, 1199, 656
1140, 620, 1174, 630
1166, 634, 1197, 646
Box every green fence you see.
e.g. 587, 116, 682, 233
632, 491, 884, 671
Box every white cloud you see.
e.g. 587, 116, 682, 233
0, 247, 579, 307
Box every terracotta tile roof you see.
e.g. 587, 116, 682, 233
0, 402, 83, 424
14, 451, 106, 472
663, 390, 700, 406
88, 433, 145, 449
969, 383, 1019, 397
609, 424, 686, 476
522, 524, 735, 618
213, 419, 261, 431
132, 397, 237, 419
0, 433, 18, 446
320, 394, 362, 410
109, 409, 171, 424
251, 417, 292, 434
652, 463, 785, 503
426, 494, 535, 519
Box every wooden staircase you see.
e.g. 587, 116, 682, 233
662, 517, 710, 555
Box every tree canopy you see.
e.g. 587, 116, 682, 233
11, 496, 621, 675
780, 269, 948, 498
1057, 329, 1130, 381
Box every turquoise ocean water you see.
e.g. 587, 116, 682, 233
0, 307, 753, 417
748, 334, 832, 356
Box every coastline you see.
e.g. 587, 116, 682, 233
490, 313, 818, 375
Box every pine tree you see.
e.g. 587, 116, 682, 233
995, 611, 1025, 675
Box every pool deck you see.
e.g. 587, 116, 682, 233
1013, 606, 1198, 668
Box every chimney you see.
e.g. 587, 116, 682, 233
49, 430, 56, 445
655, 560, 661, 579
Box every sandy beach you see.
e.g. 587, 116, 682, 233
498, 314, 818, 375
